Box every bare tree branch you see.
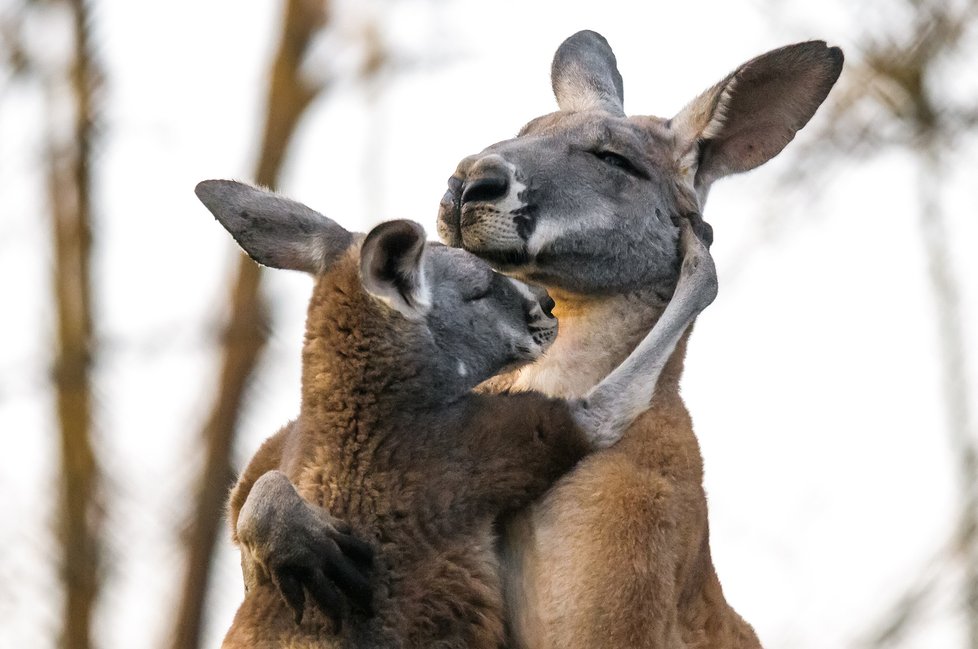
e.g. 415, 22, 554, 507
45, 0, 102, 647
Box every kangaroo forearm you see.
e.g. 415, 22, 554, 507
474, 401, 591, 512
571, 219, 717, 448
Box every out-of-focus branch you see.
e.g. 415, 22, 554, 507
45, 0, 102, 648
865, 141, 978, 649
167, 2, 328, 649
759, 1, 978, 646
252, 0, 327, 187
915, 145, 978, 649
861, 552, 946, 647
0, 9, 30, 81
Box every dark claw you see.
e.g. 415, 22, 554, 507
672, 211, 713, 249
688, 212, 713, 249
331, 519, 353, 535
308, 569, 344, 631
334, 532, 375, 568
322, 542, 374, 615
273, 568, 307, 625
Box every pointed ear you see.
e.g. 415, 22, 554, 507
195, 179, 354, 274
360, 220, 431, 320
551, 30, 625, 115
671, 41, 843, 194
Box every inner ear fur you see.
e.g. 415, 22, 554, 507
671, 41, 844, 190
551, 30, 625, 115
360, 220, 431, 320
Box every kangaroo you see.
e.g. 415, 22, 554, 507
195, 179, 717, 648
435, 33, 843, 649
232, 32, 842, 648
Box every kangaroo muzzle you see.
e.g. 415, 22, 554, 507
436, 154, 535, 262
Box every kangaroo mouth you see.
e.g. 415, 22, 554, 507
474, 247, 533, 270
438, 211, 532, 270
436, 185, 465, 248
528, 320, 558, 350
437, 179, 535, 271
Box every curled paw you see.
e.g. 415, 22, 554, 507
237, 471, 375, 629
677, 218, 718, 310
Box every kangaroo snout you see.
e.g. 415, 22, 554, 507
521, 282, 556, 321
436, 153, 535, 261
539, 293, 556, 319
509, 278, 557, 350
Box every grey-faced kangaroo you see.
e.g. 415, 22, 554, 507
235, 31, 842, 648
196, 179, 716, 648
435, 32, 842, 649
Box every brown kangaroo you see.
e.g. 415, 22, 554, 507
195, 179, 717, 648
232, 31, 842, 648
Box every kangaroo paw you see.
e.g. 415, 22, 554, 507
237, 471, 375, 628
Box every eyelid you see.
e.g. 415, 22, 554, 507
592, 149, 649, 180
464, 286, 492, 301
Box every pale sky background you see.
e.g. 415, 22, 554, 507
1, 0, 977, 647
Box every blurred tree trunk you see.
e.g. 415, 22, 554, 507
167, 1, 329, 648
46, 1, 102, 648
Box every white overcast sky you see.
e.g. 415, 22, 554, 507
1, 0, 976, 647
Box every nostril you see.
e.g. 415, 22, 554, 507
540, 295, 556, 319
446, 175, 463, 196
441, 176, 464, 212
461, 175, 509, 205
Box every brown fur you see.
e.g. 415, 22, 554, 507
501, 329, 761, 649
223, 247, 593, 649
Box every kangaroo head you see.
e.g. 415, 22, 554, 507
195, 180, 557, 398
438, 31, 843, 296
359, 218, 558, 386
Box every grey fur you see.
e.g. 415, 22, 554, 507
195, 180, 558, 395
438, 35, 843, 298
438, 112, 683, 297
570, 220, 717, 446
551, 30, 625, 115
195, 179, 354, 274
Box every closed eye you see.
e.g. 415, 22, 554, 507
463, 287, 492, 302
592, 150, 648, 179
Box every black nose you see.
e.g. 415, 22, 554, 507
540, 295, 556, 319
461, 173, 509, 205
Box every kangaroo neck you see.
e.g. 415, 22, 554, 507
510, 289, 669, 399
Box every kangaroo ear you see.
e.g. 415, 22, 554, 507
360, 220, 431, 320
671, 41, 843, 196
195, 179, 354, 274
551, 30, 625, 115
